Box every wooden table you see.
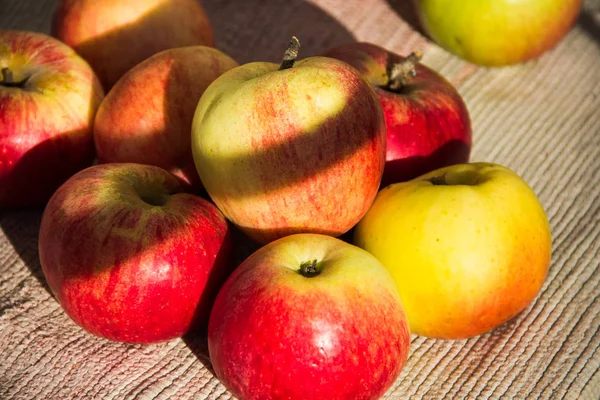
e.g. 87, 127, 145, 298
1, 0, 599, 398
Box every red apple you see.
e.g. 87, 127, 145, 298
323, 42, 472, 187
191, 37, 386, 244
0, 29, 104, 208
51, 0, 215, 90
39, 163, 232, 343
208, 233, 411, 400
94, 46, 238, 191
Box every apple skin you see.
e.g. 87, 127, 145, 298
93, 46, 238, 191
39, 163, 232, 343
51, 0, 214, 90
0, 30, 104, 208
323, 42, 472, 187
354, 162, 552, 339
208, 233, 411, 400
414, 0, 583, 66
191, 56, 386, 244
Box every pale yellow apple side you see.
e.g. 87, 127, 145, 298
354, 163, 552, 339
191, 59, 352, 233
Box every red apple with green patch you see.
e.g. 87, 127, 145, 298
208, 233, 411, 400
191, 37, 387, 244
413, 0, 583, 66
323, 42, 472, 187
39, 163, 232, 343
0, 29, 104, 208
94, 46, 238, 191
51, 0, 215, 90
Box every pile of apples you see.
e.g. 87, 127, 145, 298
1, 0, 576, 398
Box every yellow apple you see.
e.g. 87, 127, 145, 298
353, 162, 552, 339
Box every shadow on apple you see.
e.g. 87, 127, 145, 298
186, 81, 382, 200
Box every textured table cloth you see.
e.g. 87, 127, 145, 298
1, 0, 599, 399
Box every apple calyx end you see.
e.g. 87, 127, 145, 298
427, 174, 447, 186
139, 192, 170, 207
278, 36, 301, 71
298, 259, 320, 278
386, 51, 423, 91
1, 67, 13, 84
1, 67, 29, 89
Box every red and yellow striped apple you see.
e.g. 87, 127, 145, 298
208, 233, 411, 400
354, 162, 552, 339
94, 46, 238, 191
0, 29, 103, 208
323, 42, 472, 187
39, 163, 232, 343
191, 37, 386, 244
51, 0, 214, 90
414, 0, 583, 66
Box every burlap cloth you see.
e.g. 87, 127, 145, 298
1, 0, 599, 399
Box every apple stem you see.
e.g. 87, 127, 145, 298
1, 67, 14, 84
427, 174, 447, 185
279, 36, 301, 71
299, 259, 319, 278
387, 51, 423, 91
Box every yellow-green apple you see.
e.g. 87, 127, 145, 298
39, 163, 232, 343
354, 162, 552, 339
208, 233, 411, 400
414, 0, 583, 66
94, 46, 238, 191
323, 42, 472, 187
0, 29, 103, 208
191, 37, 386, 244
51, 0, 215, 90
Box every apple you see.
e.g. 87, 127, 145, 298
39, 162, 232, 343
323, 42, 472, 187
414, 0, 583, 66
208, 233, 411, 400
93, 46, 238, 191
354, 162, 552, 339
191, 37, 386, 244
0, 29, 104, 208
51, 0, 215, 90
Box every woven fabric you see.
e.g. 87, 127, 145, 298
1, 0, 599, 399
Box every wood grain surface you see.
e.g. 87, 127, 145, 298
1, 0, 599, 399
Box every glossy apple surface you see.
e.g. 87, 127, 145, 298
51, 0, 214, 90
414, 0, 583, 66
94, 46, 238, 191
39, 163, 232, 343
0, 29, 104, 208
323, 42, 471, 187
191, 39, 386, 244
354, 162, 552, 339
208, 233, 411, 400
